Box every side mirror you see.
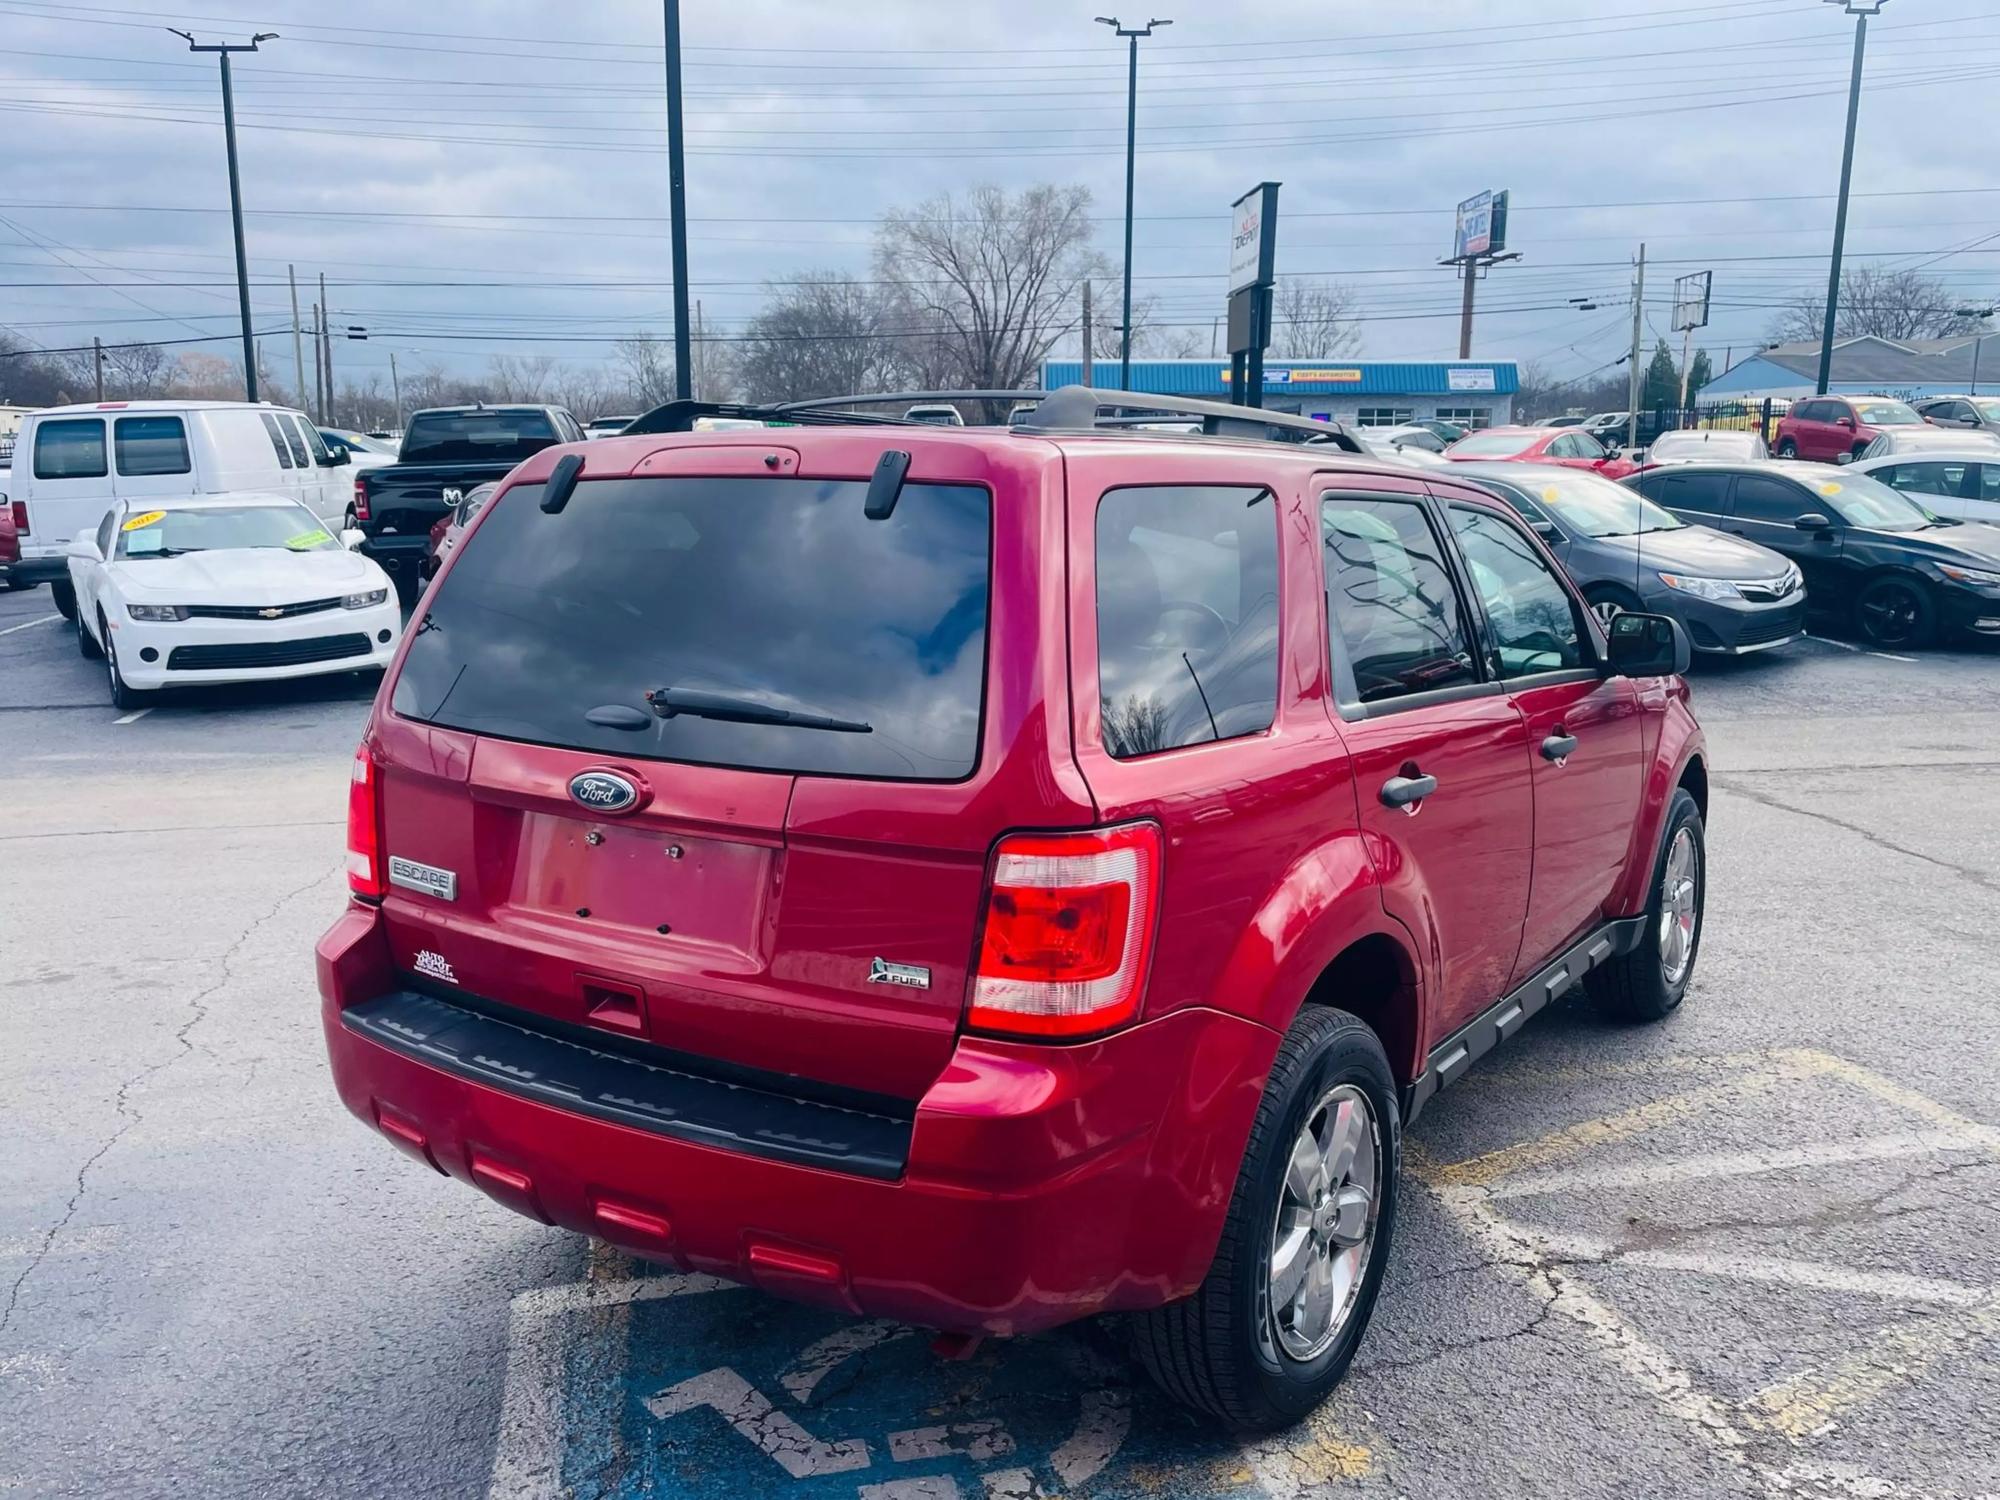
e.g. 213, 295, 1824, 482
1835, 415, 1854, 429
340, 527, 366, 550
65, 535, 100, 561
1531, 519, 1563, 543
1794, 512, 1833, 532
322, 446, 350, 467
1606, 611, 1691, 678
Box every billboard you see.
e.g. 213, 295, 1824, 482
1229, 183, 1278, 294
1672, 270, 1713, 332
1453, 189, 1509, 260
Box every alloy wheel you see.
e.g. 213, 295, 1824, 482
1859, 583, 1922, 647
1590, 598, 1626, 631
1262, 1084, 1381, 1363
1658, 825, 1700, 986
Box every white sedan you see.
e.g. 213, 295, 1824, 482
65, 494, 401, 709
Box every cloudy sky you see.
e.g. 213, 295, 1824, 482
4, 0, 1997, 400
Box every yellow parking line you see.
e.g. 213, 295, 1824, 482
1740, 1302, 2000, 1441
1778, 1049, 2000, 1159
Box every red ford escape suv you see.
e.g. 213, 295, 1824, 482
317, 389, 1708, 1431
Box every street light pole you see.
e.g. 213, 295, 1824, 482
1814, 0, 1885, 396
1955, 307, 1996, 395
172, 28, 275, 403
1097, 15, 1171, 391
662, 0, 693, 402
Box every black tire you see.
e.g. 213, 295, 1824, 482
76, 603, 103, 659
1130, 1006, 1399, 1432
50, 577, 77, 620
1583, 583, 1643, 638
1855, 573, 1936, 649
102, 613, 148, 712
4, 574, 38, 591
1590, 787, 1704, 1022
1775, 438, 1798, 458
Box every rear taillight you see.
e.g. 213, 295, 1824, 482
352, 475, 370, 523
10, 500, 26, 535
346, 747, 384, 900
968, 822, 1162, 1039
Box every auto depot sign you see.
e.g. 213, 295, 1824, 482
1228, 186, 1275, 294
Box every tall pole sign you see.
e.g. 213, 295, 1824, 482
1226, 182, 1280, 410
1672, 270, 1713, 410
1441, 188, 1519, 359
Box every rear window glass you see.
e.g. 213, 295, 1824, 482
1096, 485, 1279, 758
1447, 430, 1538, 458
115, 415, 190, 476
34, 418, 107, 479
393, 477, 991, 780
399, 410, 559, 465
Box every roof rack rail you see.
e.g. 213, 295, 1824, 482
623, 386, 1361, 453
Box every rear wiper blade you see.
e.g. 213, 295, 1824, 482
645, 686, 872, 734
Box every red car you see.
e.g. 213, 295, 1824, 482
1, 491, 28, 590
319, 400, 1707, 1429
1772, 394, 1924, 463
1444, 424, 1641, 479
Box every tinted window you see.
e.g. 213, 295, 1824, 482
1795, 401, 1831, 423
295, 416, 333, 464
1729, 474, 1810, 524
1322, 496, 1479, 705
1448, 430, 1540, 458
399, 409, 561, 465
394, 477, 991, 781
1570, 432, 1608, 459
114, 415, 190, 476
33, 418, 106, 479
95, 510, 117, 557
259, 412, 295, 469
1448, 507, 1586, 677
1638, 470, 1731, 515
1883, 462, 1967, 498
1096, 486, 1279, 759
279, 415, 310, 468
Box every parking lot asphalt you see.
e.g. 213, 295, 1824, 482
3, 582, 1997, 1500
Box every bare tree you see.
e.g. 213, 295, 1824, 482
1769, 266, 1989, 345
734, 274, 902, 404
548, 366, 618, 422
616, 336, 678, 409
876, 184, 1102, 412
485, 353, 559, 402
1273, 278, 1363, 358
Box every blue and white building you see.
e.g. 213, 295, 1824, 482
1699, 334, 2000, 403
1040, 358, 1518, 429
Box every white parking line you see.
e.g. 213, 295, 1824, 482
112, 707, 152, 725
1869, 650, 1918, 664
1805, 634, 1916, 664
1486, 1130, 1982, 1201
1807, 634, 1861, 652
0, 613, 60, 637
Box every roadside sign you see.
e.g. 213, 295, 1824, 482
1672, 271, 1713, 332
1453, 190, 1509, 260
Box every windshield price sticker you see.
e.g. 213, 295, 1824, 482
284, 529, 332, 550
122, 510, 167, 531
1818, 481, 1843, 496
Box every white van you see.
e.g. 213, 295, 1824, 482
9, 400, 352, 617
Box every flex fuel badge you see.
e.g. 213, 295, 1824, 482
122, 510, 166, 531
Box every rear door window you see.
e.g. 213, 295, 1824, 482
33, 418, 107, 479
259, 413, 295, 469
113, 415, 190, 476
1732, 474, 1813, 523
393, 477, 991, 781
1095, 485, 1280, 758
1638, 470, 1731, 518
1321, 494, 1480, 706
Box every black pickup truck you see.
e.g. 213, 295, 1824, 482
353, 404, 583, 599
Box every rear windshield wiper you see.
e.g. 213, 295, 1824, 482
645, 686, 872, 734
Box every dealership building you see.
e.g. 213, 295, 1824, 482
1039, 358, 1519, 429
1695, 334, 2000, 403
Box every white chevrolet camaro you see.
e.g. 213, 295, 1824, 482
65, 494, 401, 709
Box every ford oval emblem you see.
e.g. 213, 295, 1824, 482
568, 769, 639, 814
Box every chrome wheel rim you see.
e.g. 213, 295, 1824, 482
1591, 598, 1625, 631
103, 623, 119, 694
1658, 826, 1700, 985
1262, 1083, 1381, 1364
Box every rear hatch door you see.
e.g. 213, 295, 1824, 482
374, 448, 1034, 1100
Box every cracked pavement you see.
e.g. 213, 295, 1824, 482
2, 587, 1998, 1499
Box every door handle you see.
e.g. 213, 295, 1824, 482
1379, 774, 1438, 809
1541, 733, 1578, 763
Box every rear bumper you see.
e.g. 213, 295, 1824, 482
6, 555, 66, 585
357, 534, 432, 598
317, 904, 1279, 1336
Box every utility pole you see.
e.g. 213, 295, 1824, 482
1081, 280, 1094, 386
1626, 243, 1647, 452
1815, 0, 1884, 395
1458, 266, 1479, 360
1678, 323, 1695, 412
693, 298, 705, 399
172, 29, 274, 402
320, 270, 333, 423
1098, 15, 1172, 390
310, 302, 324, 420
288, 264, 305, 408
389, 350, 402, 429
93, 336, 105, 401
662, 0, 693, 401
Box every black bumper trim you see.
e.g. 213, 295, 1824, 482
343, 990, 914, 1179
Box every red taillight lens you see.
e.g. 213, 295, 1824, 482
352, 475, 370, 523
11, 500, 27, 535
346, 747, 384, 899
968, 821, 1161, 1039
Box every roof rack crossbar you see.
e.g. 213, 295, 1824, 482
620, 398, 917, 436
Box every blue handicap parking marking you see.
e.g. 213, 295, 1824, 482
558, 1269, 1284, 1499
